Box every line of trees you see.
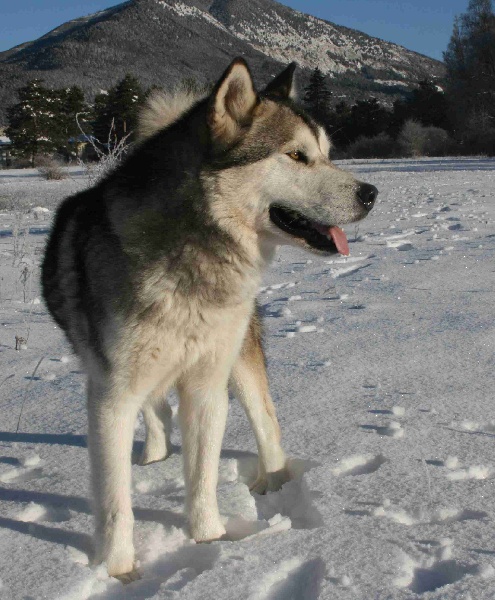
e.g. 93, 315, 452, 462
303, 73, 455, 158
6, 74, 146, 165
4, 0, 494, 164
303, 0, 495, 157
444, 0, 495, 153
6, 81, 87, 164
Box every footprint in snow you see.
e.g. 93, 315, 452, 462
446, 465, 491, 481
362, 500, 489, 526
247, 557, 325, 600
91, 532, 221, 599
324, 254, 372, 265
0, 454, 43, 483
0, 456, 22, 467
406, 559, 480, 594
325, 263, 371, 279
430, 508, 489, 524
285, 323, 324, 338
0, 466, 44, 484
17, 501, 71, 523
386, 239, 415, 251
332, 454, 387, 476
237, 456, 324, 530
395, 541, 484, 594
48, 355, 71, 364
360, 421, 404, 438
434, 454, 493, 480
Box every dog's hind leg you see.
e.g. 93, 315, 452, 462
87, 375, 142, 579
177, 365, 230, 543
230, 311, 290, 494
139, 389, 173, 465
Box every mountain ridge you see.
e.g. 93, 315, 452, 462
0, 0, 444, 126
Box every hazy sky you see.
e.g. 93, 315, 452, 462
0, 0, 470, 60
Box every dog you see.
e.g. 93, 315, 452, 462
41, 58, 377, 580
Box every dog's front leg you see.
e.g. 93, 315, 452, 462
87, 377, 141, 579
231, 313, 290, 494
177, 370, 229, 542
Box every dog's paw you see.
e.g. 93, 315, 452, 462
190, 520, 226, 543
103, 546, 135, 579
139, 441, 173, 466
114, 567, 141, 585
95, 523, 136, 580
105, 552, 137, 581
250, 468, 291, 494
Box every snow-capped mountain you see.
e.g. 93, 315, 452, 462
0, 0, 444, 124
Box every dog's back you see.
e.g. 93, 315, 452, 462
42, 82, 265, 365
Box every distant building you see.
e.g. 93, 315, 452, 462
68, 134, 97, 159
0, 136, 12, 167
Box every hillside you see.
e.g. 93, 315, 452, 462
0, 0, 445, 125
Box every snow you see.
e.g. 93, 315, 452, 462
157, 1, 230, 34
0, 157, 495, 599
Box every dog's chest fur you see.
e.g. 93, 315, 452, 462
109, 231, 263, 393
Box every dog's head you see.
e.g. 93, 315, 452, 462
205, 58, 377, 255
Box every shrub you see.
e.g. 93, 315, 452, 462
398, 120, 451, 157
347, 133, 397, 159
36, 155, 67, 180
0, 196, 14, 211
460, 112, 495, 156
423, 127, 451, 157
76, 117, 131, 187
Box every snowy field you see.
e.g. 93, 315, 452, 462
0, 157, 494, 599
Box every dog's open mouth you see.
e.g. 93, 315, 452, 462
269, 205, 349, 255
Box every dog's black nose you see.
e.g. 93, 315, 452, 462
357, 183, 378, 211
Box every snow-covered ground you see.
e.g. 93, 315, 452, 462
0, 157, 494, 599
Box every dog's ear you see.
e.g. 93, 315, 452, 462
208, 58, 258, 145
264, 62, 297, 100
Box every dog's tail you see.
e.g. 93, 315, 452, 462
138, 86, 207, 141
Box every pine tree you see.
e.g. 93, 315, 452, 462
60, 86, 87, 136
348, 98, 390, 143
325, 101, 351, 147
444, 0, 495, 131
391, 80, 449, 134
6, 80, 62, 164
92, 74, 145, 145
91, 92, 112, 146
110, 74, 144, 138
58, 86, 88, 157
303, 68, 332, 124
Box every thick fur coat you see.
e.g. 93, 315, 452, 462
42, 59, 376, 580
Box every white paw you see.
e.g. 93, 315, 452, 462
114, 567, 141, 584
190, 518, 226, 543
139, 441, 172, 466
102, 546, 136, 580
95, 516, 135, 578
250, 468, 291, 494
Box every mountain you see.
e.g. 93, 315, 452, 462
0, 0, 445, 126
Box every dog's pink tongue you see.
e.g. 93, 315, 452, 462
328, 226, 349, 256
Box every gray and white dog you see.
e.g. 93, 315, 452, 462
42, 58, 376, 580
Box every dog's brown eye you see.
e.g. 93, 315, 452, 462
287, 150, 302, 161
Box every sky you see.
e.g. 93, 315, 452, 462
0, 0, 471, 60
